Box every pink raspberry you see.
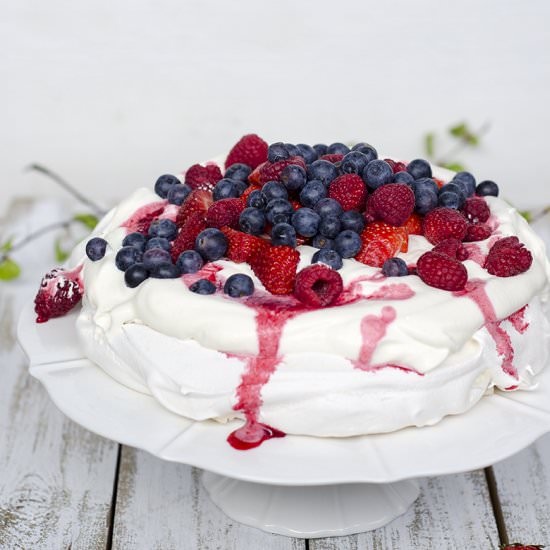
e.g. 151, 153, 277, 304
416, 251, 468, 291
464, 223, 492, 242
184, 164, 223, 191
432, 238, 469, 261
462, 197, 490, 223
225, 134, 268, 169
370, 183, 415, 226
328, 174, 368, 211
205, 198, 245, 229
484, 237, 532, 277
294, 264, 343, 307
422, 207, 468, 245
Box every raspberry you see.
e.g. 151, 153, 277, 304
484, 237, 533, 277
462, 197, 490, 223
225, 134, 268, 170
240, 184, 261, 205
363, 194, 378, 224
422, 207, 468, 245
132, 207, 165, 234
258, 157, 306, 184
416, 251, 468, 291
294, 264, 343, 307
383, 158, 396, 171
171, 212, 207, 261
176, 189, 213, 227
205, 198, 244, 229
220, 226, 268, 264
320, 153, 344, 163
328, 174, 368, 211
402, 213, 423, 235
247, 162, 267, 185
432, 238, 469, 261
184, 163, 223, 191
464, 223, 492, 242
34, 268, 83, 323
355, 221, 407, 267
393, 161, 407, 174
370, 183, 415, 226
250, 245, 300, 295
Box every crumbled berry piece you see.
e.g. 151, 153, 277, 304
294, 264, 343, 307
422, 207, 468, 245
225, 134, 268, 169
484, 237, 533, 277
176, 189, 213, 227
432, 238, 470, 261
328, 174, 368, 211
416, 251, 468, 291
206, 198, 245, 229
462, 197, 490, 223
370, 183, 415, 226
249, 245, 300, 295
184, 164, 223, 191
464, 223, 492, 242
34, 268, 83, 323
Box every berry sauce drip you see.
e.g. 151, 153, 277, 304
454, 280, 517, 379
121, 200, 168, 234
506, 305, 529, 334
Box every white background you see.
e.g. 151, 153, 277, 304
2, 0, 549, 210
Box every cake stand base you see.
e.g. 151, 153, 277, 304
202, 472, 420, 538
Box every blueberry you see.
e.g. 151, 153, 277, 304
154, 174, 179, 198
414, 177, 439, 195
334, 230, 362, 258
280, 164, 307, 191
142, 247, 171, 271
452, 171, 476, 197
319, 216, 341, 239
190, 279, 216, 295
234, 180, 249, 196
340, 210, 365, 233
312, 248, 343, 271
407, 159, 432, 180
314, 198, 343, 218
213, 178, 241, 201
239, 207, 266, 235
268, 142, 290, 163
362, 160, 393, 189
271, 223, 297, 247
312, 143, 328, 157
195, 228, 228, 261
284, 143, 301, 157
382, 257, 408, 277
291, 208, 321, 237
351, 143, 378, 163
167, 183, 191, 205
296, 143, 318, 164
476, 180, 499, 197
440, 182, 466, 204
299, 180, 327, 208
124, 263, 149, 288
115, 246, 143, 271
176, 250, 204, 274
224, 163, 252, 182
246, 189, 266, 209
312, 235, 334, 249
122, 232, 147, 251
145, 237, 171, 252
265, 198, 294, 224
262, 180, 288, 202
393, 171, 415, 185
224, 273, 254, 298
340, 151, 369, 175
327, 142, 350, 155
86, 237, 107, 261
415, 188, 438, 215
307, 160, 339, 186
438, 191, 461, 209
150, 263, 181, 279
148, 219, 178, 241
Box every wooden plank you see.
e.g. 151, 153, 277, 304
0, 200, 120, 549
112, 446, 306, 550
310, 471, 499, 550
492, 434, 550, 547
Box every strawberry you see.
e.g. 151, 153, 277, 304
258, 156, 306, 184
402, 212, 423, 235
328, 174, 368, 211
422, 207, 468, 245
294, 264, 343, 307
355, 222, 407, 267
462, 196, 490, 223
34, 268, 83, 323
370, 183, 415, 226
171, 212, 207, 261
248, 162, 267, 185
184, 163, 223, 191
220, 226, 268, 264
432, 238, 469, 261
176, 189, 213, 227
484, 237, 532, 277
416, 251, 468, 291
464, 223, 492, 242
225, 134, 268, 169
205, 198, 244, 229
250, 245, 300, 295
240, 184, 261, 206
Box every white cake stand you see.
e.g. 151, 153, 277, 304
17, 302, 550, 538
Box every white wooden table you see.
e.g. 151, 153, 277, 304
1, 201, 549, 549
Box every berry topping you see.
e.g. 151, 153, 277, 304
334, 230, 362, 258
171, 212, 208, 260
452, 171, 476, 197
86, 237, 107, 261
206, 198, 245, 229
146, 237, 171, 252
381, 257, 409, 277
132, 207, 165, 235
311, 248, 343, 271
407, 159, 432, 180
484, 237, 533, 277
195, 228, 228, 261
393, 171, 414, 185
250, 245, 300, 295
327, 142, 350, 155
296, 143, 318, 164
176, 189, 213, 227
340, 210, 365, 233
299, 179, 327, 208
34, 268, 83, 323
265, 198, 294, 225
422, 207, 468, 245
462, 197, 490, 223
239, 207, 266, 235
476, 180, 499, 197
143, 247, 172, 272
280, 164, 307, 191
294, 264, 343, 307
115, 246, 142, 271
224, 273, 255, 298
213, 178, 246, 201
312, 143, 328, 157
148, 219, 178, 241
351, 143, 378, 162
307, 159, 339, 186
319, 216, 341, 239
271, 222, 297, 247
314, 197, 344, 219
432, 238, 470, 261
154, 174, 179, 198
220, 227, 268, 264
150, 263, 181, 279
362, 159, 393, 189
268, 142, 290, 163
312, 235, 334, 249
320, 153, 344, 163
402, 213, 423, 235
464, 223, 492, 242
124, 264, 149, 288
328, 174, 368, 211
258, 156, 306, 184
190, 279, 216, 295
123, 232, 147, 251
356, 222, 407, 267
176, 250, 204, 274
184, 164, 223, 191
416, 251, 468, 291
261, 180, 288, 202
340, 151, 370, 175
224, 163, 252, 182
225, 134, 268, 170
291, 207, 321, 237
370, 183, 415, 226
167, 183, 192, 205
244, 188, 265, 209
438, 191, 461, 210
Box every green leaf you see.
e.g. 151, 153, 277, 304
449, 123, 468, 138
424, 133, 435, 157
0, 237, 14, 253
73, 213, 99, 230
442, 162, 466, 172
54, 238, 70, 262
0, 258, 21, 281
519, 210, 533, 223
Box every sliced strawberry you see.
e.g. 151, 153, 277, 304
176, 189, 213, 227
355, 221, 408, 267
250, 245, 300, 295
402, 212, 423, 236
206, 198, 244, 229
220, 226, 268, 264
171, 212, 207, 261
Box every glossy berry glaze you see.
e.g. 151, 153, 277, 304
121, 200, 178, 234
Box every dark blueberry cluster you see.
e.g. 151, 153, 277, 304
154, 174, 192, 205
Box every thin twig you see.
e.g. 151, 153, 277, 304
26, 163, 106, 216
436, 121, 492, 166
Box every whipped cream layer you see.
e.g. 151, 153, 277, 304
71, 167, 550, 438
